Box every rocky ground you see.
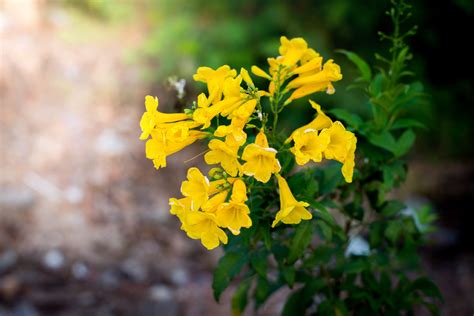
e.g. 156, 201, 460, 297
0, 2, 472, 315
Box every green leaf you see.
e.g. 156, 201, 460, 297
337, 49, 372, 82
367, 130, 397, 153
212, 251, 248, 301
231, 278, 251, 315
250, 251, 268, 278
329, 108, 363, 130
288, 221, 313, 264
311, 203, 336, 226
317, 221, 332, 241
381, 200, 405, 217
394, 129, 416, 157
281, 266, 296, 287
408, 277, 443, 301
391, 118, 426, 130
282, 279, 325, 316
385, 221, 401, 243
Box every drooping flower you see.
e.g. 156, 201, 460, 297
180, 167, 211, 211
291, 128, 330, 165
286, 100, 332, 143
216, 179, 252, 235
319, 121, 357, 183
204, 139, 241, 176
242, 130, 281, 183
272, 174, 312, 227
169, 197, 193, 230
184, 211, 228, 250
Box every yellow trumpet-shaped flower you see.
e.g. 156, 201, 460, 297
139, 96, 189, 140
193, 65, 237, 105
279, 36, 308, 67
185, 211, 228, 250
286, 60, 343, 101
291, 129, 330, 165
216, 179, 252, 235
180, 167, 211, 211
214, 122, 247, 147
145, 130, 206, 169
319, 121, 357, 183
286, 100, 333, 143
204, 139, 241, 177
169, 197, 193, 230
272, 174, 312, 227
242, 130, 281, 183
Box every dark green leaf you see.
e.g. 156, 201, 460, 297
231, 278, 251, 315
391, 118, 426, 130
282, 279, 325, 316
212, 251, 248, 301
288, 221, 313, 264
408, 277, 443, 301
329, 108, 363, 130
337, 49, 372, 82
394, 129, 416, 157
367, 130, 397, 153
317, 221, 333, 241
250, 251, 268, 278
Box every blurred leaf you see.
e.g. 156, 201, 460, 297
408, 277, 444, 301
282, 279, 325, 316
329, 108, 363, 130
394, 129, 416, 157
288, 221, 313, 264
212, 251, 248, 301
391, 118, 426, 130
231, 278, 251, 315
337, 49, 372, 82
250, 251, 268, 278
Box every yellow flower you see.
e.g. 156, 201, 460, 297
145, 130, 206, 169
204, 139, 241, 177
214, 123, 247, 147
185, 211, 228, 250
169, 197, 193, 230
286, 60, 343, 101
139, 96, 189, 140
216, 179, 252, 235
286, 100, 333, 143
272, 174, 312, 227
319, 121, 357, 183
242, 130, 281, 183
180, 167, 211, 211
291, 128, 330, 165
279, 36, 308, 67
193, 65, 237, 105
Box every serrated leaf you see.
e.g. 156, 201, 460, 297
288, 221, 313, 264
337, 49, 372, 82
212, 251, 248, 301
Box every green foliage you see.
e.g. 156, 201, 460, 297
208, 1, 441, 315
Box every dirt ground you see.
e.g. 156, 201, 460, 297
0, 2, 472, 315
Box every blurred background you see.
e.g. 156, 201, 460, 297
0, 0, 472, 315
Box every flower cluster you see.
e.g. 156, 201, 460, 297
139, 36, 357, 249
